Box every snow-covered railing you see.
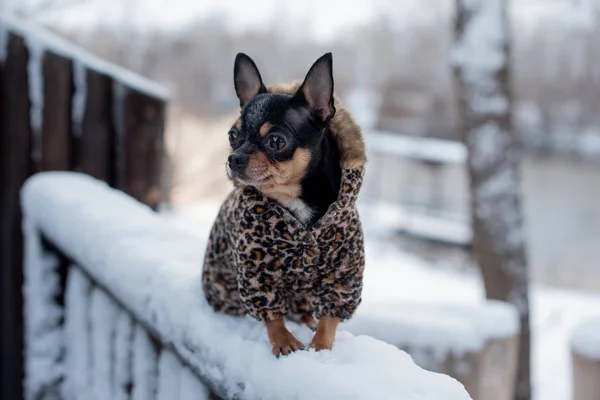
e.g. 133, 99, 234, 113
361, 130, 471, 244
21, 171, 473, 400
1, 15, 168, 400
570, 317, 600, 400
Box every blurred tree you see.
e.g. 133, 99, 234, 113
453, 1, 531, 400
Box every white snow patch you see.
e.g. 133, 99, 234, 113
63, 267, 92, 400
112, 310, 134, 400
179, 367, 210, 400
157, 350, 182, 400
22, 216, 65, 399
26, 36, 44, 162
131, 325, 159, 400
452, 0, 509, 116
571, 317, 600, 360
468, 121, 508, 170
90, 288, 119, 400
475, 167, 525, 254
21, 171, 472, 400
72, 60, 87, 136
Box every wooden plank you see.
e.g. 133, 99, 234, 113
0, 32, 31, 400
74, 67, 113, 182
113, 83, 166, 208
37, 50, 73, 172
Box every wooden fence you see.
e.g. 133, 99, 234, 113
0, 16, 168, 400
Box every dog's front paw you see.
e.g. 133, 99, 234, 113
266, 319, 305, 357
271, 331, 305, 357
309, 316, 339, 351
309, 330, 335, 351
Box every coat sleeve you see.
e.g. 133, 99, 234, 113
234, 205, 290, 322
315, 217, 365, 322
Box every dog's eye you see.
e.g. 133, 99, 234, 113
267, 135, 286, 151
228, 129, 241, 146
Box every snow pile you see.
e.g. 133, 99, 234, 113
21, 171, 472, 400
571, 318, 600, 360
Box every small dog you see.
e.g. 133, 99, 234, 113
202, 52, 366, 356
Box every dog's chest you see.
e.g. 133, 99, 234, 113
278, 198, 315, 224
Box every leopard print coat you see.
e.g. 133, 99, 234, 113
202, 81, 366, 323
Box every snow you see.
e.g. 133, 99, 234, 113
365, 130, 467, 165
452, 0, 509, 116
90, 288, 119, 399
468, 121, 508, 170
26, 35, 44, 162
571, 318, 600, 360
22, 215, 64, 399
179, 367, 210, 400
21, 171, 472, 400
63, 267, 92, 400
131, 325, 159, 400
0, 14, 169, 100
113, 310, 135, 400
72, 60, 87, 137
157, 350, 182, 400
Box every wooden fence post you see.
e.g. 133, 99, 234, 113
0, 32, 32, 400
39, 51, 73, 172
113, 83, 166, 209
74, 68, 114, 183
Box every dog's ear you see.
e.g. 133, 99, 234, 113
294, 52, 335, 122
234, 53, 267, 108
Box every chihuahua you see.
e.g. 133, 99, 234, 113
203, 52, 367, 356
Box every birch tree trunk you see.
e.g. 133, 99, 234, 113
453, 1, 531, 399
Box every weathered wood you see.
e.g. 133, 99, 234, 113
75, 68, 114, 182
0, 32, 31, 400
571, 319, 600, 400
572, 351, 600, 400
453, 1, 531, 399
113, 83, 166, 208
39, 50, 73, 172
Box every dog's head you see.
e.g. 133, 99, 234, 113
226, 52, 336, 199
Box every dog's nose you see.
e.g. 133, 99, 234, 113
228, 153, 248, 171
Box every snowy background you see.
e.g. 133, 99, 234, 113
7, 0, 600, 399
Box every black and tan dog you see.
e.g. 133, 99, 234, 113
202, 52, 366, 356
